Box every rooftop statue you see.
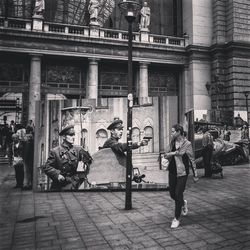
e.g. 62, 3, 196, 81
140, 1, 151, 31
88, 0, 100, 25
33, 0, 45, 16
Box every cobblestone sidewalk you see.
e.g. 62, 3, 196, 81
0, 164, 250, 250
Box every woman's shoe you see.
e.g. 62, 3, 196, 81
171, 218, 180, 229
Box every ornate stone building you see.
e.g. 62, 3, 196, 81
0, 0, 250, 138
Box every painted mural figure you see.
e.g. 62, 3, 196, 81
140, 1, 151, 30
102, 118, 148, 156
43, 125, 92, 190
34, 0, 45, 16
88, 0, 99, 24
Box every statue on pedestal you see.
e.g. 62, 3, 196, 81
140, 1, 150, 31
88, 0, 100, 25
33, 0, 45, 16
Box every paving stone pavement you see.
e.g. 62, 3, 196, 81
0, 164, 250, 250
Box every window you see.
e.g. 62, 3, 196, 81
142, 126, 153, 153
96, 129, 108, 151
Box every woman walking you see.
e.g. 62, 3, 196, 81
164, 124, 198, 229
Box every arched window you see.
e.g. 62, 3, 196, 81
142, 126, 153, 153
96, 129, 108, 151
132, 127, 140, 154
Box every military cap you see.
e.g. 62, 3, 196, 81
107, 119, 123, 130
59, 125, 75, 136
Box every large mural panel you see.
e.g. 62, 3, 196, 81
34, 97, 178, 191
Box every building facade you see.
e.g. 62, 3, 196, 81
0, 0, 250, 140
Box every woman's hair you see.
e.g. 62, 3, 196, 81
172, 124, 184, 135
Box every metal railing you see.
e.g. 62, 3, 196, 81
0, 80, 28, 87
43, 82, 82, 89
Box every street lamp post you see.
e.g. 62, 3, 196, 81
243, 91, 249, 139
118, 0, 141, 210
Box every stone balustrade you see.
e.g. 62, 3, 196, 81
0, 16, 187, 47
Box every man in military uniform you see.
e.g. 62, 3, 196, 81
43, 125, 92, 190
102, 118, 148, 156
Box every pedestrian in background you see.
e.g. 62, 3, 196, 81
164, 124, 198, 229
201, 128, 214, 178
26, 119, 35, 135
223, 125, 231, 141
23, 133, 34, 190
2, 122, 10, 157
9, 133, 24, 189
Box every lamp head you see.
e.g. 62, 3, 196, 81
118, 0, 141, 22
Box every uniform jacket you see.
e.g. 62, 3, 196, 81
167, 138, 197, 177
102, 136, 140, 156
43, 141, 92, 189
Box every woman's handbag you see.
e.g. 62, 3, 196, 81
161, 156, 169, 169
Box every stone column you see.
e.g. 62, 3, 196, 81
29, 54, 42, 122
87, 58, 99, 99
139, 62, 149, 104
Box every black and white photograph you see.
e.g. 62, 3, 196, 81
0, 0, 249, 249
